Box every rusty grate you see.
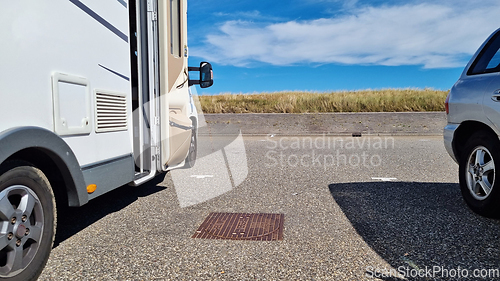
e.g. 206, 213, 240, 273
192, 213, 284, 241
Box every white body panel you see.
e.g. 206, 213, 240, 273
0, 1, 132, 166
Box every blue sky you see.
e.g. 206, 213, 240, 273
187, 0, 500, 95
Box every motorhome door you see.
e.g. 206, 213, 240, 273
158, 0, 193, 170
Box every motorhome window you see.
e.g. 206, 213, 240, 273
468, 31, 500, 75
170, 0, 182, 57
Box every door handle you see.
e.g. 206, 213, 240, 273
492, 90, 500, 102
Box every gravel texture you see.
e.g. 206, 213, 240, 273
202, 112, 447, 136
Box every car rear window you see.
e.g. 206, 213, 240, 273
468, 30, 500, 75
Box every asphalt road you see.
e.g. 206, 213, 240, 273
39, 135, 500, 280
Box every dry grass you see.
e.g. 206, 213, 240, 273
198, 88, 448, 113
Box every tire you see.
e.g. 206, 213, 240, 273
459, 131, 500, 217
0, 165, 56, 281
184, 128, 197, 168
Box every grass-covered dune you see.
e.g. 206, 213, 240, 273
198, 88, 448, 113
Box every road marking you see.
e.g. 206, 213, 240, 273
190, 175, 214, 179
371, 177, 397, 182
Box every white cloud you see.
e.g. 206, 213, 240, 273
311, 0, 359, 10
213, 10, 286, 22
214, 10, 261, 19
192, 1, 500, 68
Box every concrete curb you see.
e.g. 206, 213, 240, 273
199, 112, 447, 136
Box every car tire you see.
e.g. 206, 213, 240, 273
0, 164, 56, 281
184, 128, 197, 168
459, 131, 500, 217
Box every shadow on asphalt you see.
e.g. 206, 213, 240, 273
53, 173, 168, 248
329, 182, 500, 279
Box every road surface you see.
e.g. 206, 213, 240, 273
40, 135, 500, 280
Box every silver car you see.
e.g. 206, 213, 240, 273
444, 28, 500, 217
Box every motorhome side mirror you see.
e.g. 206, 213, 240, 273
188, 61, 213, 88
199, 62, 213, 88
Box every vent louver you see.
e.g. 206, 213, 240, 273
95, 91, 127, 133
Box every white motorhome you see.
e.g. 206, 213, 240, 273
0, 1, 212, 279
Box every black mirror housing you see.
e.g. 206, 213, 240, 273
199, 62, 213, 88
188, 62, 213, 88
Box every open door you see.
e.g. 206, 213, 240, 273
158, 0, 193, 170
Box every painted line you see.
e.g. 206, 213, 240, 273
190, 175, 215, 179
98, 64, 130, 81
69, 0, 128, 42
371, 177, 397, 182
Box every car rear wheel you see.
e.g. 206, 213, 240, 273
0, 165, 56, 280
459, 131, 500, 217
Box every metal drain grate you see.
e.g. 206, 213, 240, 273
192, 213, 284, 241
